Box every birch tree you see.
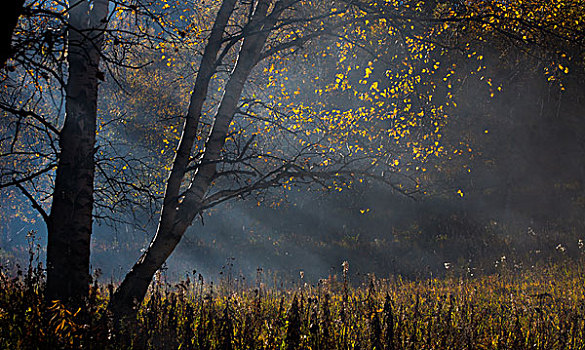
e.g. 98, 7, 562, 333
110, 0, 291, 317
45, 0, 109, 305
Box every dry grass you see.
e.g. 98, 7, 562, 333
1, 251, 585, 350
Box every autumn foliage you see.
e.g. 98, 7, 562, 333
1, 0, 585, 344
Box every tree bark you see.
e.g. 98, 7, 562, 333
46, 0, 109, 305
110, 0, 284, 319
0, 0, 25, 69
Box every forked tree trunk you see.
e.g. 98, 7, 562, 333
110, 0, 283, 319
0, 0, 25, 69
46, 0, 109, 305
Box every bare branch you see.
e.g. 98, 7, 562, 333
15, 182, 50, 225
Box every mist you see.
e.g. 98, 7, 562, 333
1, 0, 585, 289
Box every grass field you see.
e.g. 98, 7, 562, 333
1, 258, 585, 349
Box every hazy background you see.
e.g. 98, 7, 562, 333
2, 1, 585, 287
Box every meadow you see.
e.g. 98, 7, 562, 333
1, 252, 585, 350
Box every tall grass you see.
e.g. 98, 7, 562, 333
1, 242, 585, 349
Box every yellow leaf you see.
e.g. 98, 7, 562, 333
365, 67, 372, 78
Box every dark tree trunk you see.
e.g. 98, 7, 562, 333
0, 0, 25, 69
46, 0, 109, 305
110, 0, 284, 319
